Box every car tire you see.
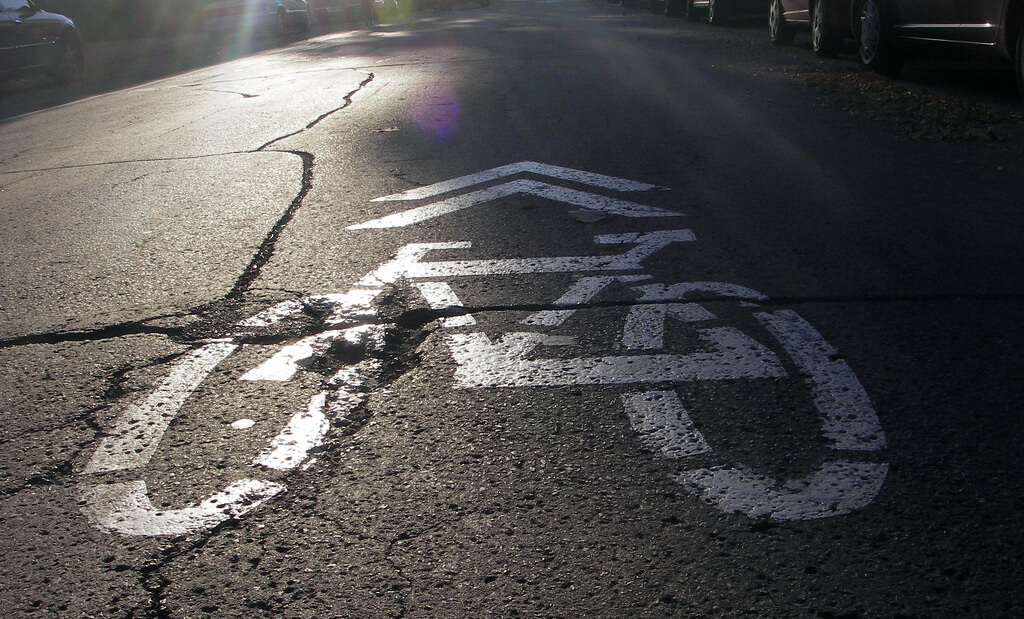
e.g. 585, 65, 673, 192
684, 0, 702, 21
811, 0, 841, 57
857, 0, 901, 75
50, 32, 84, 85
769, 0, 795, 45
665, 0, 683, 15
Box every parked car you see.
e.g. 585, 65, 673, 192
769, 0, 851, 56
203, 0, 312, 36
666, 0, 764, 25
853, 0, 1024, 99
0, 0, 82, 84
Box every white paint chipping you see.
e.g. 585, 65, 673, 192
240, 330, 344, 382
623, 391, 711, 458
521, 275, 651, 327
370, 161, 667, 202
240, 324, 386, 383
678, 461, 889, 521
450, 327, 784, 388
253, 393, 331, 470
756, 310, 887, 451
238, 299, 306, 328
341, 323, 388, 351
79, 479, 285, 536
83, 340, 238, 474
413, 281, 476, 327
252, 356, 381, 471
633, 281, 768, 302
350, 179, 680, 230
319, 290, 383, 326
236, 289, 382, 329
621, 303, 718, 350
80, 287, 389, 536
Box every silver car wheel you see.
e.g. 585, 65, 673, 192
769, 0, 794, 45
811, 0, 823, 49
859, 0, 881, 64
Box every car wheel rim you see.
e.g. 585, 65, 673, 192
769, 0, 780, 38
860, 1, 880, 63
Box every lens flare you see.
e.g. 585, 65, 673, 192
411, 83, 461, 142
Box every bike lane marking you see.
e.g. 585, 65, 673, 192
78, 162, 888, 534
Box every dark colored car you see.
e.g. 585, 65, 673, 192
769, 0, 851, 56
0, 0, 83, 84
853, 0, 1024, 99
664, 0, 765, 25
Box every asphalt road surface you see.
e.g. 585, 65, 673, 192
1, 1, 1022, 617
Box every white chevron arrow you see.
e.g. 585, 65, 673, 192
372, 161, 666, 202
349, 178, 680, 230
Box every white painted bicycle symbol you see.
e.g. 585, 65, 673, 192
79, 163, 886, 536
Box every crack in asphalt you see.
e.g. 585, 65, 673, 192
1, 72, 378, 349
4, 290, 1022, 351
257, 71, 375, 151
389, 291, 1024, 329
228, 149, 314, 299
0, 153, 227, 174
0, 315, 187, 350
1, 72, 383, 615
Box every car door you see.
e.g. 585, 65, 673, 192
779, 0, 809, 24
0, 0, 27, 76
890, 0, 961, 41
953, 0, 1007, 43
13, 0, 60, 71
